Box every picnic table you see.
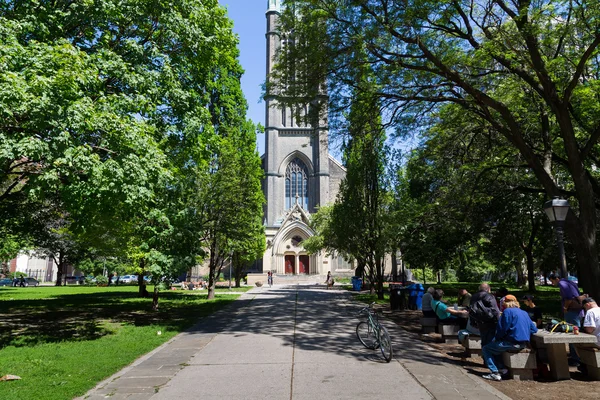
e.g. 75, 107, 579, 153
532, 330, 597, 380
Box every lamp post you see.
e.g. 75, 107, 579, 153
544, 197, 570, 279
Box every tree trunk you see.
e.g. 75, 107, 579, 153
515, 259, 526, 286
568, 216, 600, 299
152, 285, 159, 310
55, 254, 64, 286
524, 249, 536, 292
377, 257, 384, 300
207, 240, 218, 300
391, 248, 398, 282
138, 260, 148, 297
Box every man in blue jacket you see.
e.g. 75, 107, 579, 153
482, 295, 538, 381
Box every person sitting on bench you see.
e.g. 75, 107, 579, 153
422, 287, 436, 318
431, 289, 467, 329
481, 295, 537, 381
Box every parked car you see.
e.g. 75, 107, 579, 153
24, 277, 40, 287
0, 278, 13, 287
119, 275, 138, 284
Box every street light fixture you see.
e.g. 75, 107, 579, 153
544, 197, 570, 279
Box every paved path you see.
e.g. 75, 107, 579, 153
79, 284, 511, 400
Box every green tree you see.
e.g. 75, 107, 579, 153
273, 1, 600, 298
331, 62, 392, 299
0, 1, 255, 306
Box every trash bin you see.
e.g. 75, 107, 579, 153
351, 276, 363, 291
390, 284, 402, 310
407, 283, 417, 310
415, 283, 425, 310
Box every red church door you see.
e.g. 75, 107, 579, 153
285, 255, 295, 274
299, 255, 309, 274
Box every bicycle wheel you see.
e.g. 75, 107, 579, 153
356, 321, 377, 349
378, 325, 393, 362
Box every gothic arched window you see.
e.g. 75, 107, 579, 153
285, 158, 309, 210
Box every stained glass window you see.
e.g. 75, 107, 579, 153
285, 158, 309, 210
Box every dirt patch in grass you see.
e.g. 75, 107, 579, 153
381, 307, 600, 400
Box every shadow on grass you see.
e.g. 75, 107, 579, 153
0, 288, 236, 348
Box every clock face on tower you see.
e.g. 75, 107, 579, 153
291, 236, 303, 247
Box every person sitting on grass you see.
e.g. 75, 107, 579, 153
481, 295, 538, 381
431, 289, 467, 329
521, 294, 543, 328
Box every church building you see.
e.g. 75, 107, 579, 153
260, 1, 350, 276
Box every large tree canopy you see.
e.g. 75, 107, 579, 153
1, 1, 264, 301
272, 0, 600, 298
0, 0, 235, 236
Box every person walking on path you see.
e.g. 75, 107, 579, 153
481, 295, 538, 381
549, 273, 586, 365
325, 271, 334, 289
267, 271, 273, 287
469, 283, 501, 347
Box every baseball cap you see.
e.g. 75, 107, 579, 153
582, 297, 596, 305
548, 273, 558, 280
522, 294, 534, 301
504, 294, 518, 302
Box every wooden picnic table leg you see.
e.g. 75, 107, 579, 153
546, 343, 571, 380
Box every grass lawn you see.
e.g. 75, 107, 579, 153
0, 285, 251, 400
353, 282, 563, 321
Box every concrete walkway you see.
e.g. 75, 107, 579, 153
79, 284, 511, 400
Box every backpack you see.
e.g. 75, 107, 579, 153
545, 319, 578, 333
468, 299, 496, 324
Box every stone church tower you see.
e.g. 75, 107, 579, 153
260, 0, 348, 275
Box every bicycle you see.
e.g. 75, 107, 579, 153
356, 302, 393, 362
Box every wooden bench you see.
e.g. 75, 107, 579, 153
576, 346, 600, 380
502, 348, 537, 381
438, 323, 460, 344
420, 317, 437, 334
459, 334, 481, 357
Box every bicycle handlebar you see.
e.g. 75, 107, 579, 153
357, 302, 378, 317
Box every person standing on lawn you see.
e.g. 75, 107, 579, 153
481, 295, 538, 381
549, 273, 586, 365
469, 283, 501, 347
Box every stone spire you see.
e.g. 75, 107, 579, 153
267, 0, 281, 13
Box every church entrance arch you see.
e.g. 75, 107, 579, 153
299, 255, 309, 274
285, 255, 295, 274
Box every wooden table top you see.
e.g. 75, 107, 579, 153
533, 330, 597, 344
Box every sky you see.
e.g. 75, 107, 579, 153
218, 0, 267, 154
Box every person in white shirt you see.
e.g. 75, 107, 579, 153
582, 297, 600, 347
